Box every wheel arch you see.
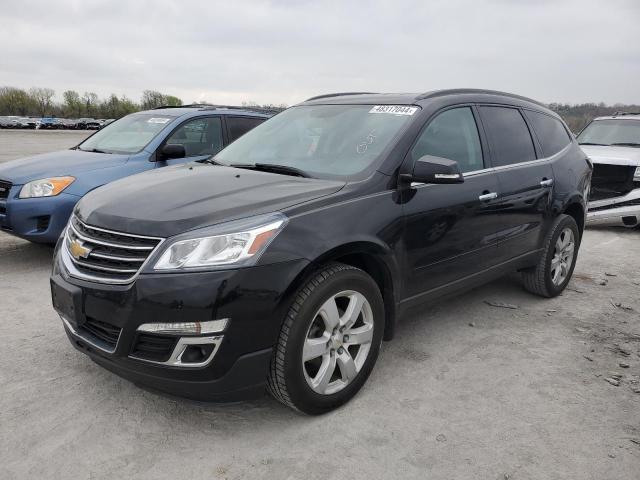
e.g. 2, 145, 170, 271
283, 242, 399, 341
563, 201, 585, 240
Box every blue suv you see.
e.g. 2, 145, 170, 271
0, 105, 271, 243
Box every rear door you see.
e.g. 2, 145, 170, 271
401, 106, 502, 301
477, 105, 554, 262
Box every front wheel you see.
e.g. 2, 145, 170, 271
268, 263, 384, 414
522, 214, 580, 297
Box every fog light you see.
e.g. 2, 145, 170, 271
137, 319, 228, 335
181, 344, 216, 363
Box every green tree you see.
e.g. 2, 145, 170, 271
62, 90, 82, 117
163, 95, 182, 107
82, 92, 99, 117
141, 90, 182, 109
0, 87, 34, 115
29, 87, 55, 116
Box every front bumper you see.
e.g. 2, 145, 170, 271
587, 188, 640, 227
51, 243, 309, 401
0, 185, 79, 242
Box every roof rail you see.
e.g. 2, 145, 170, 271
612, 111, 640, 116
150, 104, 282, 115
151, 104, 209, 109
199, 105, 284, 115
305, 92, 377, 102
415, 89, 545, 107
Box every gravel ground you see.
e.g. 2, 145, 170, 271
0, 132, 639, 479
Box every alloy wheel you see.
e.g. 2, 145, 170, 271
550, 227, 575, 286
302, 290, 374, 395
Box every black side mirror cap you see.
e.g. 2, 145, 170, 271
401, 155, 464, 185
159, 144, 186, 160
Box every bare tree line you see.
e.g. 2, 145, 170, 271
0, 85, 636, 130
0, 87, 185, 119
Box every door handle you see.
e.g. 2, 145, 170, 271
540, 178, 554, 188
478, 192, 498, 201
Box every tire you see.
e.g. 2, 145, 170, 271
522, 214, 580, 297
267, 263, 385, 414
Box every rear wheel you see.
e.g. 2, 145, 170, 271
522, 214, 580, 297
267, 263, 384, 414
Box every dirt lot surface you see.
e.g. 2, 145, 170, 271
0, 132, 639, 479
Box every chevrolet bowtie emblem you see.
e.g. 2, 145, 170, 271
69, 239, 91, 260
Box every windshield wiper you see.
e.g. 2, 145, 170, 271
199, 157, 222, 165
578, 142, 608, 146
78, 147, 112, 154
610, 142, 640, 148
229, 163, 311, 178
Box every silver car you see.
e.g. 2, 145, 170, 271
578, 112, 640, 228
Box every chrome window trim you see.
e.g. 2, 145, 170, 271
410, 142, 571, 187
61, 315, 121, 354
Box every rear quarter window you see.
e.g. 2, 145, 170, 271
227, 116, 265, 142
524, 110, 571, 157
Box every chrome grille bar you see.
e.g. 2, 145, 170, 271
62, 215, 164, 284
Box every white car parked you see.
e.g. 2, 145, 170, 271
578, 112, 640, 228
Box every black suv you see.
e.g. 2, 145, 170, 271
51, 89, 591, 414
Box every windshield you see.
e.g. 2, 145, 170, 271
214, 105, 418, 179
577, 119, 640, 147
77, 114, 174, 154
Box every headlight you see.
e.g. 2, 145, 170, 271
154, 213, 288, 270
19, 176, 75, 198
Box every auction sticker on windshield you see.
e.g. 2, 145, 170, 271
369, 105, 419, 116
147, 117, 171, 124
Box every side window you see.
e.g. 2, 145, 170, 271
478, 106, 536, 167
411, 107, 483, 173
227, 116, 265, 142
524, 110, 571, 157
165, 117, 223, 156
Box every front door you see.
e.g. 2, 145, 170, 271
157, 116, 224, 167
401, 106, 503, 301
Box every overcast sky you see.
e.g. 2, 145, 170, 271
1, 0, 638, 106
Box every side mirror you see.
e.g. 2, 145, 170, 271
159, 144, 186, 160
402, 155, 464, 184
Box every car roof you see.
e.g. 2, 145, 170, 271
301, 88, 554, 115
143, 104, 274, 118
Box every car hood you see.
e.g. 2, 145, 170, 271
581, 145, 640, 167
76, 163, 346, 238
0, 149, 130, 185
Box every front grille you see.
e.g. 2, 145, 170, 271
64, 215, 163, 284
589, 164, 636, 201
131, 333, 178, 362
78, 318, 122, 349
0, 180, 11, 199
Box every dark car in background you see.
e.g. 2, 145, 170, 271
50, 89, 591, 414
0, 105, 271, 243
